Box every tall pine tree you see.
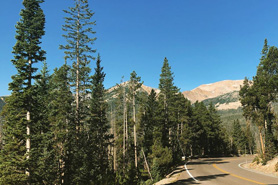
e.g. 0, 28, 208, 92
84, 54, 113, 184
60, 0, 96, 131
48, 64, 74, 184
128, 71, 143, 168
0, 0, 46, 183
157, 57, 179, 148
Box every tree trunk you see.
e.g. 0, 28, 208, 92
26, 111, 30, 177
123, 85, 126, 158
259, 127, 265, 155
142, 148, 153, 182
113, 109, 117, 171
133, 90, 138, 168
76, 0, 80, 133
26, 58, 32, 177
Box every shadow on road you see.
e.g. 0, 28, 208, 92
169, 173, 229, 185
187, 160, 229, 165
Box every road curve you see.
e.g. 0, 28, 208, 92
172, 156, 278, 185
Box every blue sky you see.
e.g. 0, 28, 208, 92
1, 0, 278, 96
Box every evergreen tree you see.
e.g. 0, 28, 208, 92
48, 64, 73, 184
157, 57, 179, 150
139, 89, 158, 157
128, 71, 143, 168
179, 100, 193, 156
152, 57, 180, 178
60, 0, 96, 132
84, 54, 113, 184
240, 39, 278, 160
0, 0, 46, 183
191, 102, 207, 155
206, 103, 226, 155
231, 120, 247, 155
60, 0, 96, 181
31, 61, 52, 183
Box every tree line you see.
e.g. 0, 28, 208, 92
0, 0, 244, 184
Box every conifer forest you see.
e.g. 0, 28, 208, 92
0, 0, 278, 184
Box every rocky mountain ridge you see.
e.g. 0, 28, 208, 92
107, 79, 244, 110
182, 80, 244, 103
182, 80, 244, 110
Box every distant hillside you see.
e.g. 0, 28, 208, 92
105, 82, 158, 105
107, 82, 160, 97
182, 80, 244, 103
202, 91, 241, 110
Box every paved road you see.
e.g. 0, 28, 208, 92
171, 156, 278, 185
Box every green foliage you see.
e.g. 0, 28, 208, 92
150, 139, 173, 180
231, 119, 247, 154
0, 0, 46, 183
48, 64, 73, 184
60, 0, 96, 98
139, 89, 158, 157
252, 155, 261, 164
83, 54, 113, 184
157, 57, 179, 159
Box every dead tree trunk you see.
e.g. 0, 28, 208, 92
133, 89, 138, 168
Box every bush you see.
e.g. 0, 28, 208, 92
252, 155, 260, 165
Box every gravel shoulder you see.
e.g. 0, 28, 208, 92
241, 156, 278, 177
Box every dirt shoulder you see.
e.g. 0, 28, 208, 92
241, 156, 278, 177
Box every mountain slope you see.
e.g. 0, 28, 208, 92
182, 80, 244, 103
202, 91, 241, 110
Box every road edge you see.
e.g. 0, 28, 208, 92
238, 162, 278, 179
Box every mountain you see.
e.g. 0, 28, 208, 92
202, 91, 241, 110
107, 82, 160, 95
182, 80, 244, 103
106, 80, 244, 110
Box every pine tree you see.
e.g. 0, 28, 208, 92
140, 89, 158, 157
232, 120, 247, 155
240, 39, 278, 160
0, 0, 46, 183
128, 71, 143, 168
191, 102, 207, 155
207, 103, 227, 156
30, 61, 52, 183
84, 54, 113, 184
60, 0, 96, 181
153, 57, 180, 177
157, 57, 179, 149
60, 0, 96, 131
48, 64, 73, 184
179, 100, 193, 156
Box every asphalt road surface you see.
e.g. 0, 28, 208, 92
171, 156, 278, 185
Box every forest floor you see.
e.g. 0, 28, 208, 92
154, 165, 185, 185
241, 156, 278, 177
